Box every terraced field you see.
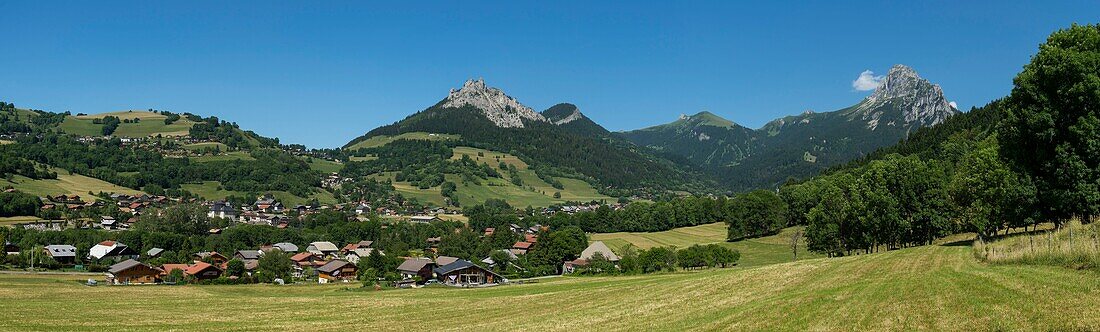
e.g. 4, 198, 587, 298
1, 242, 1097, 331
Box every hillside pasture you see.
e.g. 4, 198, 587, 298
0, 169, 144, 199
60, 111, 198, 137
345, 132, 459, 151
592, 224, 822, 268
0, 244, 1097, 331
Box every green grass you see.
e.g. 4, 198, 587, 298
303, 158, 343, 173
975, 219, 1100, 271
362, 147, 611, 208
183, 142, 229, 151
0, 169, 144, 199
180, 181, 336, 206
592, 224, 822, 268
189, 151, 256, 162
1, 243, 1098, 330
0, 216, 40, 226
344, 132, 459, 150
59, 111, 198, 137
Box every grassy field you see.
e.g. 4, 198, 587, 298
0, 169, 144, 199
303, 158, 343, 173
183, 142, 230, 151
592, 224, 823, 268
1, 243, 1098, 331
975, 219, 1100, 271
0, 216, 41, 226
345, 132, 459, 151
180, 181, 336, 206
189, 151, 257, 162
363, 147, 611, 208
59, 111, 198, 137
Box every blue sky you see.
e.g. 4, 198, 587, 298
1, 1, 1096, 148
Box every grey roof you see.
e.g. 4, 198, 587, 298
481, 250, 518, 265
308, 241, 339, 252
235, 250, 262, 260
317, 260, 353, 274
433, 260, 502, 278
146, 248, 165, 257
580, 241, 621, 261
349, 248, 379, 258
435, 256, 460, 266
397, 258, 432, 272
45, 245, 77, 258
108, 259, 152, 274
272, 243, 298, 252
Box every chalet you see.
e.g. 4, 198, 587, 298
564, 241, 621, 274
88, 240, 139, 262
426, 237, 442, 248
354, 204, 371, 215
160, 263, 189, 276
207, 201, 238, 220
344, 248, 381, 264
290, 252, 323, 278
44, 245, 77, 264
146, 248, 165, 258
511, 241, 534, 255
317, 260, 357, 282
234, 250, 263, 263
100, 216, 118, 230
508, 223, 524, 234
433, 260, 504, 286
272, 242, 299, 253
481, 249, 518, 267
184, 261, 223, 280
435, 255, 460, 266
3, 242, 20, 255
306, 241, 340, 259
193, 251, 229, 266
409, 215, 440, 224
253, 195, 284, 213
341, 241, 373, 254
397, 258, 434, 283
106, 259, 162, 285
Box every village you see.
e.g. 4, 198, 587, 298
3, 190, 627, 288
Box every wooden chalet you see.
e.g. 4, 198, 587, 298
433, 260, 504, 286
317, 260, 357, 282
106, 259, 162, 285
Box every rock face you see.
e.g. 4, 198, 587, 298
852, 65, 958, 130
440, 78, 547, 128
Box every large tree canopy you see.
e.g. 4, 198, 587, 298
1000, 23, 1100, 222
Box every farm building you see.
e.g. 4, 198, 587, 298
88, 241, 139, 262
184, 262, 223, 280
44, 245, 77, 264
306, 241, 340, 258
397, 258, 434, 283
317, 260, 357, 282
106, 259, 162, 285
433, 260, 504, 286
564, 241, 621, 274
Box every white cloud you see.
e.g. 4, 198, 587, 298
852, 70, 883, 91
949, 101, 958, 109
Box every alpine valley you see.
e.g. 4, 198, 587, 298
0, 65, 957, 210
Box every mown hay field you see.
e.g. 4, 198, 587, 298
592, 224, 824, 267
1, 244, 1097, 331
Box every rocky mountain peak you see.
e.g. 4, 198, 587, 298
441, 78, 547, 128
854, 64, 958, 130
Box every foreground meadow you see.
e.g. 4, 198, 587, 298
1, 243, 1097, 331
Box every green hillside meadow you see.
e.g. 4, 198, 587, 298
0, 242, 1096, 331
